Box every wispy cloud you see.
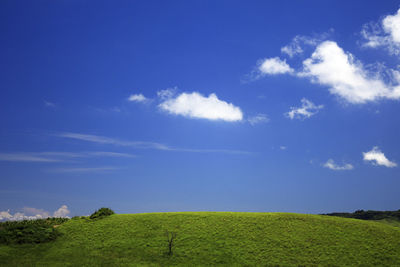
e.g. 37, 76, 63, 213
247, 114, 269, 125
323, 159, 354, 170
48, 167, 120, 173
281, 32, 332, 57
157, 87, 177, 100
57, 132, 170, 150
44, 100, 56, 108
0, 151, 135, 163
363, 146, 397, 167
0, 153, 62, 162
285, 98, 323, 120
56, 132, 251, 155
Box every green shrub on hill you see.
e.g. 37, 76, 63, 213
324, 209, 400, 221
89, 207, 115, 220
0, 217, 69, 245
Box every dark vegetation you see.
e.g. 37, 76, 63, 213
323, 209, 400, 221
0, 207, 114, 246
89, 207, 115, 220
0, 218, 69, 245
165, 230, 177, 256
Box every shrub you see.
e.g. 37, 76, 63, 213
90, 208, 115, 220
0, 218, 69, 245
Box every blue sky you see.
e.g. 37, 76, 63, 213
1, 0, 400, 219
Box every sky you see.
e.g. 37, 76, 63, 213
1, 0, 400, 219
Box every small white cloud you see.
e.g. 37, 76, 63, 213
280, 146, 287, 150
285, 98, 323, 120
323, 159, 354, 170
159, 92, 243, 122
0, 205, 70, 221
128, 93, 148, 103
259, 57, 294, 75
363, 146, 397, 167
53, 205, 70, 217
248, 114, 269, 125
299, 41, 400, 103
361, 8, 400, 55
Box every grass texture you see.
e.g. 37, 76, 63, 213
1, 212, 400, 266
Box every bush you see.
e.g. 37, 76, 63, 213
90, 208, 115, 220
0, 218, 69, 245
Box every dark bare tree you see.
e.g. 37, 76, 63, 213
165, 230, 177, 256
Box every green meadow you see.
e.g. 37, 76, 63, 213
1, 212, 400, 266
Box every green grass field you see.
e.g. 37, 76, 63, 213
1, 212, 400, 266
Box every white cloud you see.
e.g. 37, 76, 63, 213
285, 98, 323, 119
363, 146, 397, 167
0, 205, 70, 221
23, 207, 50, 218
361, 8, 400, 55
159, 92, 243, 121
128, 93, 148, 103
53, 205, 71, 217
280, 146, 287, 150
259, 57, 294, 75
323, 159, 354, 170
299, 41, 400, 103
248, 114, 269, 125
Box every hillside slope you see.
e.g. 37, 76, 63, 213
1, 212, 400, 266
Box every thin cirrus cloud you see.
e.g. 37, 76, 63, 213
159, 92, 243, 122
57, 132, 170, 150
48, 167, 120, 173
44, 100, 56, 108
0, 205, 70, 221
323, 159, 354, 171
363, 146, 397, 168
0, 151, 135, 162
247, 114, 269, 125
57, 132, 251, 155
285, 98, 323, 120
361, 8, 400, 55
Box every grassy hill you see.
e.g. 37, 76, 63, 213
1, 212, 400, 266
